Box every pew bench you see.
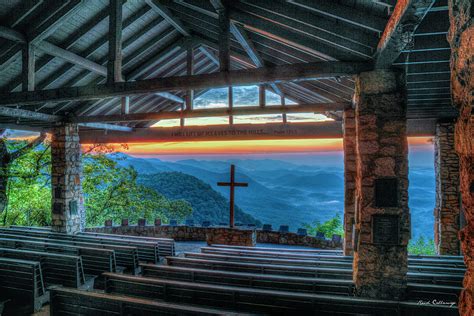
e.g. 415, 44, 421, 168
210, 244, 343, 255
203, 247, 465, 269
407, 283, 461, 302
0, 228, 159, 263
50, 287, 249, 315
168, 257, 464, 287
0, 247, 88, 289
0, 257, 49, 315
103, 273, 458, 315
0, 237, 116, 278
79, 231, 176, 257
141, 264, 355, 295
0, 232, 139, 274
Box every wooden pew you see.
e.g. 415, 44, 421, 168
50, 287, 248, 316
202, 247, 466, 269
0, 247, 87, 289
141, 263, 355, 295
103, 273, 458, 315
185, 252, 353, 269
210, 244, 344, 255
167, 257, 464, 287
9, 225, 51, 232
0, 257, 49, 315
0, 228, 159, 263
0, 232, 139, 274
0, 237, 116, 277
185, 252, 466, 275
79, 231, 176, 257
407, 283, 461, 302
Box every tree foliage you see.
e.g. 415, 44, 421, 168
408, 236, 436, 255
0, 140, 192, 227
303, 213, 344, 238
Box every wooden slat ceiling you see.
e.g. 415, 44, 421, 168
0, 0, 456, 131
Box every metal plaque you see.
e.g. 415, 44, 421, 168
69, 200, 78, 215
374, 178, 399, 208
372, 214, 400, 245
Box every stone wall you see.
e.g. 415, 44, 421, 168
343, 108, 356, 255
51, 124, 84, 234
352, 70, 410, 300
434, 121, 461, 255
85, 225, 342, 249
448, 1, 473, 314
206, 228, 256, 246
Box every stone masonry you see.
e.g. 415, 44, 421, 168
51, 123, 85, 234
343, 108, 356, 256
434, 121, 460, 255
352, 70, 410, 300
206, 228, 257, 247
448, 0, 473, 314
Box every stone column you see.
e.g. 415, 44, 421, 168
51, 123, 85, 234
448, 1, 473, 314
434, 121, 460, 255
352, 70, 410, 300
343, 108, 356, 256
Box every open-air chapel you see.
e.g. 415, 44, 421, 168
0, 0, 472, 315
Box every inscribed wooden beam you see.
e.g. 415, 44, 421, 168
374, 0, 435, 69
71, 103, 348, 123
0, 61, 372, 106
108, 0, 123, 83
79, 122, 343, 144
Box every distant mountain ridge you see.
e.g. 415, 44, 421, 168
110, 152, 435, 238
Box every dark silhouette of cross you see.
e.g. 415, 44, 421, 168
217, 164, 248, 228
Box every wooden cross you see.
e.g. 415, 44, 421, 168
217, 164, 248, 228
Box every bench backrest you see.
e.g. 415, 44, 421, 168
0, 247, 85, 288
0, 237, 115, 276
140, 263, 354, 295
0, 257, 45, 314
50, 287, 243, 316
0, 232, 138, 273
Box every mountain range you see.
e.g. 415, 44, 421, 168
111, 152, 435, 239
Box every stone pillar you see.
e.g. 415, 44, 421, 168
343, 108, 356, 256
448, 1, 473, 314
352, 70, 410, 300
51, 123, 85, 234
434, 121, 461, 255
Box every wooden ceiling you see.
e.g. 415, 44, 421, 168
0, 0, 457, 136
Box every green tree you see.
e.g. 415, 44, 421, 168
303, 213, 344, 238
408, 236, 436, 255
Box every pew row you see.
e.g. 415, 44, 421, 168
50, 287, 249, 315
0, 237, 116, 277
1, 228, 159, 263
167, 257, 464, 287
184, 252, 466, 275
103, 273, 458, 315
0, 232, 139, 274
201, 247, 466, 268
0, 247, 88, 288
0, 257, 49, 315
141, 264, 355, 295
79, 231, 176, 257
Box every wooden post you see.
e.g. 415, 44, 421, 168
121, 96, 129, 115
21, 43, 34, 92
228, 86, 233, 125
217, 4, 230, 72
182, 45, 194, 127
259, 85, 266, 108
281, 94, 287, 123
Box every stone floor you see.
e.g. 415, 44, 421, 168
174, 241, 335, 255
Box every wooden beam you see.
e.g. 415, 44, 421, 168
0, 106, 59, 122
79, 121, 343, 143
259, 85, 266, 108
0, 25, 26, 43
156, 92, 183, 103
145, 0, 190, 36
108, 0, 123, 83
72, 103, 348, 123
216, 2, 230, 71
228, 86, 233, 124
0, 61, 371, 106
36, 41, 107, 76
21, 43, 35, 92
79, 122, 132, 132
374, 0, 435, 69
121, 96, 129, 115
